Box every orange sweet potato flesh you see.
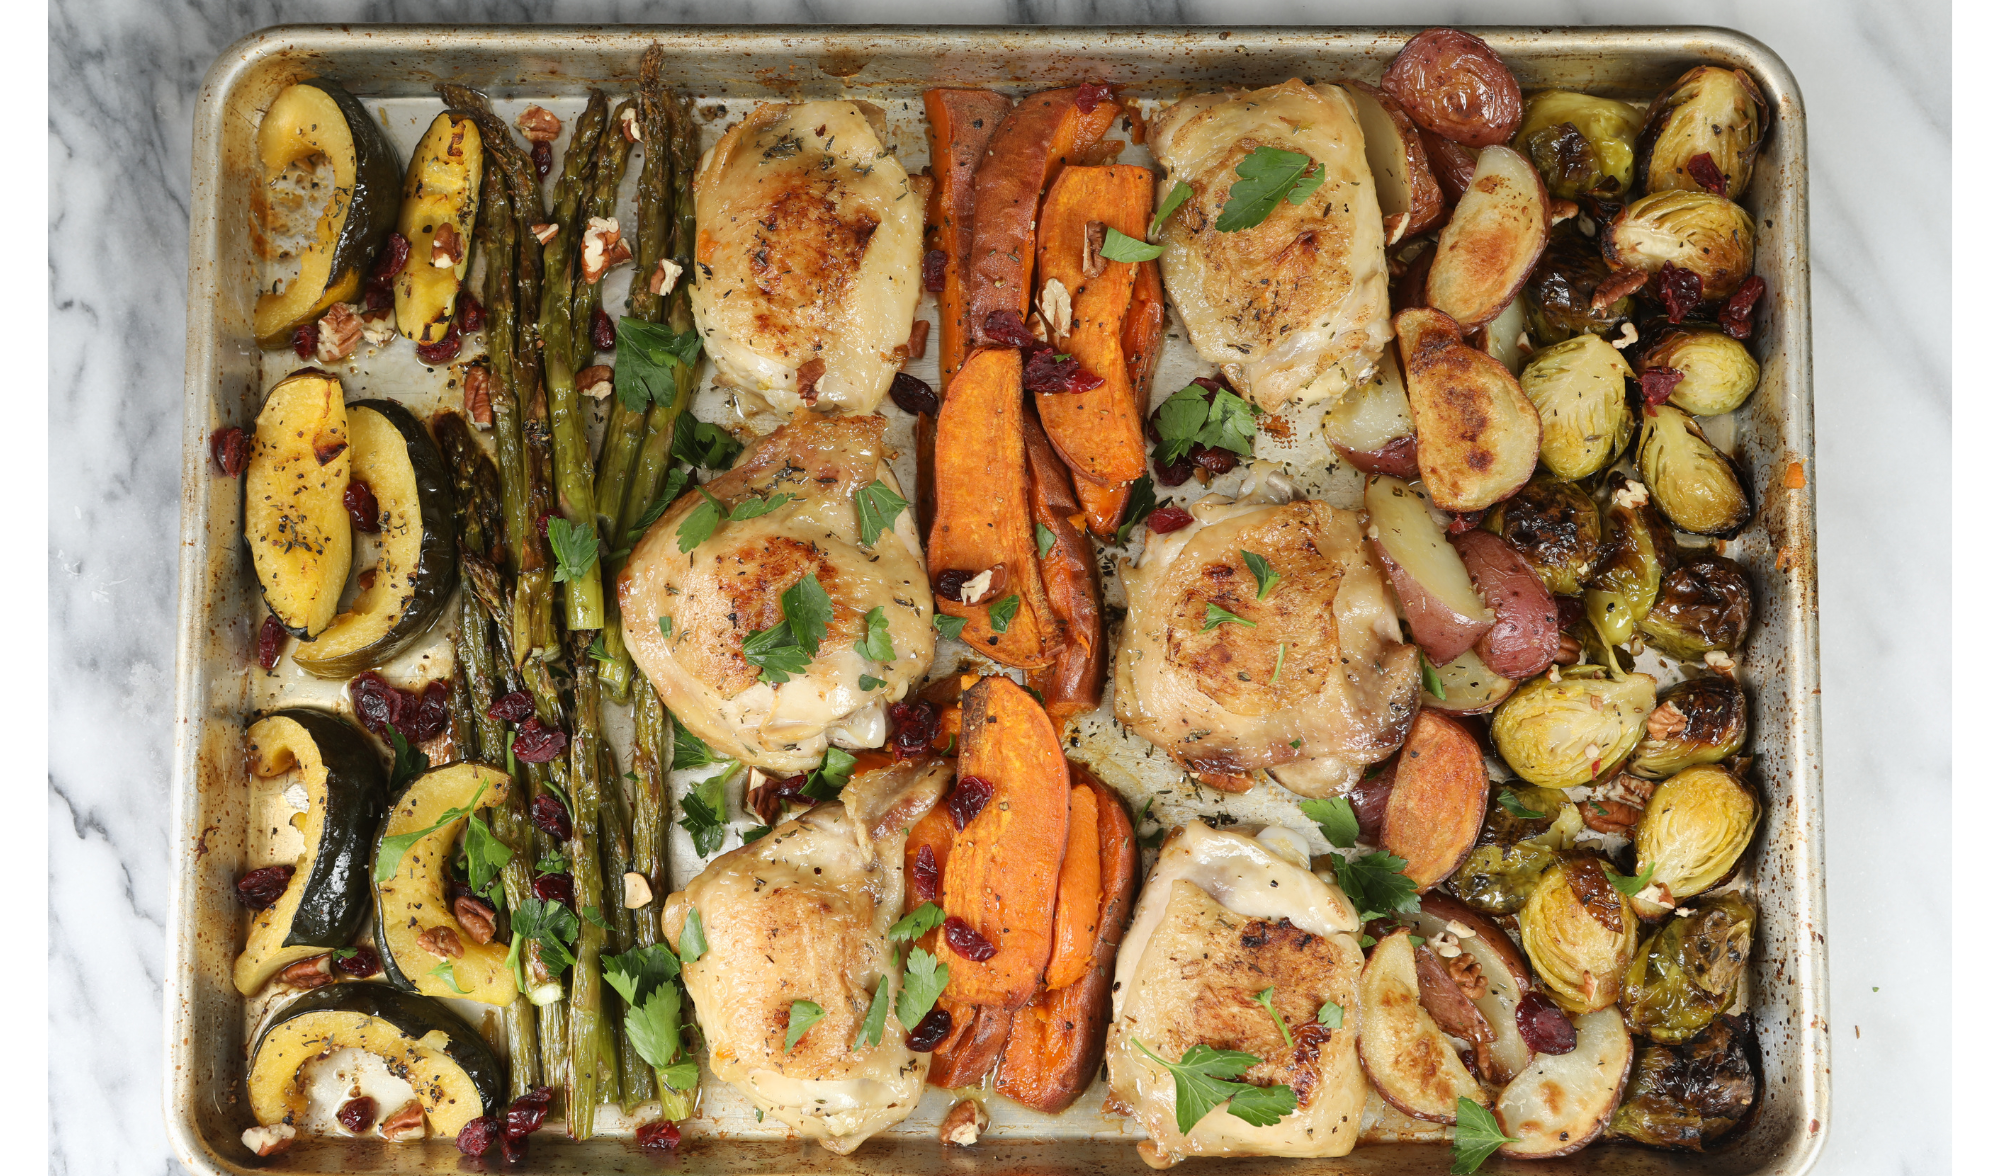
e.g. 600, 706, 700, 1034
941, 676, 1070, 1009
1032, 164, 1150, 487
925, 88, 1014, 383
1123, 257, 1166, 407
1379, 710, 1492, 891
1023, 410, 1104, 723
967, 87, 1121, 347
995, 762, 1139, 1113
1042, 783, 1102, 989
928, 347, 1059, 668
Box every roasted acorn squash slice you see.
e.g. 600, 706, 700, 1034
253, 80, 403, 348
245, 370, 352, 638
234, 711, 387, 994
395, 112, 484, 344
293, 400, 456, 677
248, 983, 504, 1139
374, 762, 518, 1006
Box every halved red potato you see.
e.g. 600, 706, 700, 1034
1364, 474, 1493, 663
1379, 711, 1489, 890
1325, 350, 1419, 478
1380, 28, 1524, 148
1342, 81, 1444, 242
1357, 930, 1490, 1122
1395, 308, 1542, 512
1416, 894, 1536, 1083
1420, 129, 1478, 205
1452, 530, 1560, 679
1496, 1006, 1633, 1157
1420, 648, 1518, 715
1348, 767, 1396, 844
1427, 146, 1551, 330
1470, 294, 1531, 377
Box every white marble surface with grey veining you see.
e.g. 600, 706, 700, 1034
48, 0, 1947, 1172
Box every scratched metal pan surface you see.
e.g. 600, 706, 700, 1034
168, 23, 1825, 1176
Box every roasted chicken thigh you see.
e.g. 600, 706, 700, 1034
690, 100, 927, 416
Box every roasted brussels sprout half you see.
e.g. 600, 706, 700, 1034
1519, 855, 1639, 1013
1637, 65, 1769, 200
1584, 474, 1676, 648
1639, 553, 1754, 662
1632, 676, 1749, 778
1484, 473, 1604, 596
1515, 91, 1646, 200
1524, 225, 1634, 345
1643, 329, 1761, 417
1492, 666, 1657, 790
1636, 404, 1753, 537
1621, 892, 1756, 1044
1447, 784, 1584, 915
1610, 1015, 1760, 1150
1634, 765, 1761, 907
1519, 334, 1635, 481
1604, 190, 1757, 300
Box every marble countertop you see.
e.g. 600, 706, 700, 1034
48, 1, 1948, 1172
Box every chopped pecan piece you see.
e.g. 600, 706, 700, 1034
514, 105, 561, 142
580, 216, 631, 284
430, 223, 463, 269
417, 925, 464, 959
453, 894, 498, 945
315, 303, 363, 363
378, 1098, 427, 1143
1647, 700, 1689, 740
649, 257, 683, 296
619, 105, 642, 143
577, 364, 614, 400
940, 1097, 988, 1147
276, 954, 335, 990
530, 222, 558, 246
462, 364, 493, 428
241, 1123, 296, 1157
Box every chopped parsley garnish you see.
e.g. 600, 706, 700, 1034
546, 516, 599, 584
853, 605, 894, 662
1099, 226, 1163, 262
1129, 1039, 1300, 1133
785, 1000, 824, 1051
614, 317, 703, 412
855, 950, 896, 1049
1252, 987, 1292, 1048
887, 902, 946, 943
988, 594, 1021, 633
1421, 653, 1447, 700
1153, 382, 1261, 464
1607, 862, 1658, 898
679, 907, 708, 962
1150, 180, 1194, 237
1202, 603, 1255, 631
678, 772, 730, 857
1317, 1001, 1344, 1029
373, 780, 491, 884
1299, 796, 1360, 850
1450, 1098, 1521, 1174
1497, 789, 1546, 820
1114, 475, 1161, 545
933, 612, 968, 642
671, 410, 742, 469
1035, 523, 1058, 558
1241, 550, 1280, 598
895, 946, 950, 1029
740, 574, 833, 684
855, 480, 909, 546
1215, 146, 1325, 233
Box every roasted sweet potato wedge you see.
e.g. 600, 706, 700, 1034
924, 88, 1014, 383
1043, 783, 1103, 989
1396, 307, 1542, 512
928, 347, 1060, 668
1023, 412, 1105, 723
927, 999, 1016, 1088
1378, 710, 1491, 890
995, 762, 1138, 1113
968, 87, 1121, 346
941, 677, 1070, 1008
1032, 164, 1151, 486
1123, 257, 1166, 404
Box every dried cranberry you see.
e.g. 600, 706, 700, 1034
934, 569, 974, 604
1554, 595, 1585, 631
487, 691, 536, 723
415, 323, 463, 366
500, 1134, 529, 1163
505, 1086, 556, 1140
1191, 445, 1238, 476
888, 699, 943, 759
458, 292, 488, 335
530, 793, 573, 841
457, 1115, 501, 1157
945, 776, 994, 830
912, 251, 946, 299
1023, 346, 1105, 395
372, 232, 411, 282
943, 915, 998, 961
349, 671, 405, 737
211, 426, 249, 476
256, 614, 286, 670
363, 282, 394, 312
905, 1006, 953, 1051
531, 140, 553, 178
1146, 505, 1195, 534
336, 1096, 377, 1134
889, 370, 940, 416
533, 871, 576, 905
911, 844, 940, 904
590, 307, 615, 353
1639, 366, 1685, 408
1686, 152, 1728, 196
636, 1120, 682, 1153
1720, 275, 1766, 341
1152, 451, 1195, 487
1074, 81, 1116, 112
1444, 510, 1484, 536
343, 480, 382, 532
234, 865, 294, 909
333, 944, 383, 978
290, 321, 317, 359
1515, 991, 1578, 1055
982, 308, 1038, 348
513, 717, 569, 763
1653, 262, 1704, 324
410, 680, 450, 742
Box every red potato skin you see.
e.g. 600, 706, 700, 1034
1343, 80, 1446, 239
1372, 539, 1494, 665
1420, 129, 1478, 205
1338, 434, 1421, 480
1452, 529, 1560, 679
1381, 28, 1525, 148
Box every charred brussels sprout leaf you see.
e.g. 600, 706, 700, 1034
1525, 225, 1634, 345
1638, 65, 1769, 200
1632, 675, 1749, 779
1515, 91, 1645, 199
1636, 405, 1752, 538
1491, 666, 1657, 789
1642, 329, 1760, 417
1446, 784, 1582, 915
1620, 892, 1756, 1043
1519, 334, 1635, 480
1520, 855, 1639, 1014
1484, 473, 1605, 597
1639, 554, 1753, 662
1585, 474, 1676, 648
1604, 191, 1757, 300
1634, 765, 1761, 907
1610, 1014, 1760, 1150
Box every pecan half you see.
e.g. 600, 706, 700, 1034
417, 925, 464, 959
1647, 700, 1689, 740
276, 954, 335, 990
1592, 266, 1650, 312
315, 303, 363, 364
379, 1098, 427, 1143
580, 216, 631, 284
514, 105, 562, 142
430, 223, 463, 269
462, 364, 494, 428
453, 894, 498, 945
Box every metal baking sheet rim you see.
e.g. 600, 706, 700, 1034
167, 23, 1826, 1176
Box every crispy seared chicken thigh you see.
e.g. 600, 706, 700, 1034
660, 758, 951, 1153
1114, 464, 1421, 797
690, 100, 927, 416
1149, 80, 1392, 411
619, 414, 932, 774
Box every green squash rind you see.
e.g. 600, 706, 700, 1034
271, 709, 387, 948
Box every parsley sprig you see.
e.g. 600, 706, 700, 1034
1451, 1098, 1521, 1173
676, 486, 795, 553
1203, 603, 1255, 631
1153, 383, 1261, 465
614, 317, 703, 413
1099, 226, 1163, 262
1299, 795, 1420, 918
1129, 1040, 1300, 1133
855, 480, 909, 546
546, 517, 599, 585
374, 781, 492, 884
1151, 180, 1194, 237
603, 943, 693, 1085
1215, 146, 1326, 233
740, 574, 833, 684
895, 946, 950, 1030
